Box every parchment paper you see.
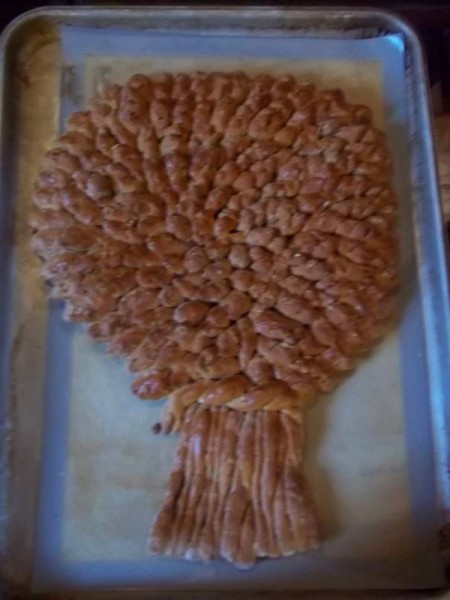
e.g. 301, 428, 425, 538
32, 28, 444, 590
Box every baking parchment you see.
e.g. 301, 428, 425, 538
32, 27, 444, 590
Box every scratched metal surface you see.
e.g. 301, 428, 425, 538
0, 7, 449, 597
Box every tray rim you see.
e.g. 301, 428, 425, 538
1, 5, 449, 598
0, 4, 433, 47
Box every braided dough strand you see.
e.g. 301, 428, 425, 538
160, 377, 313, 433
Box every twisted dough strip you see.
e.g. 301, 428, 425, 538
159, 376, 312, 434
149, 403, 319, 567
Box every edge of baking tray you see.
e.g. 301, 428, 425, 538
0, 5, 437, 39
396, 3, 450, 540
1, 5, 450, 597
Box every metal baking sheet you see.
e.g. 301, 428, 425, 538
1, 7, 450, 597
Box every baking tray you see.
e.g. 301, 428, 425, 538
1, 6, 450, 598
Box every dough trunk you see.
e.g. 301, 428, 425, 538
148, 403, 319, 568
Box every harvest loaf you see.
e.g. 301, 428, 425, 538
30, 72, 396, 567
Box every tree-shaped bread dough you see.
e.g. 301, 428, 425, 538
31, 72, 396, 568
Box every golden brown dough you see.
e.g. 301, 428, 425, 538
148, 406, 319, 568
31, 71, 396, 568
